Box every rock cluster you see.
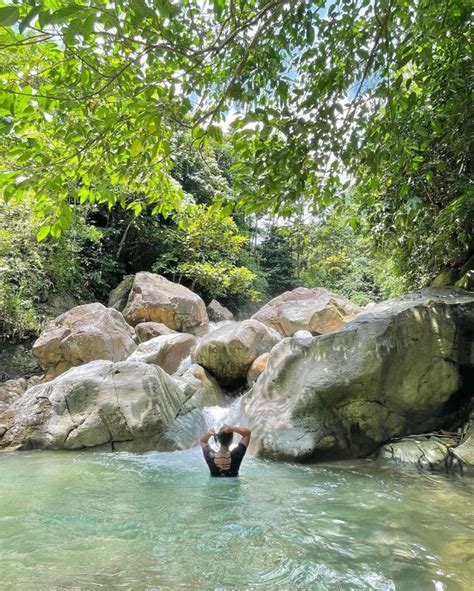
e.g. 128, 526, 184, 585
1, 280, 473, 468
193, 319, 281, 387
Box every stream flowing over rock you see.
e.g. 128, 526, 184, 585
242, 288, 474, 462
32, 303, 137, 380
165, 364, 228, 449
127, 333, 196, 374
193, 319, 281, 387
115, 272, 209, 336
0, 360, 187, 452
251, 287, 361, 336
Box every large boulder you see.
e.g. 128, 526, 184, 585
193, 319, 281, 387
0, 360, 187, 452
207, 299, 234, 322
119, 272, 208, 336
242, 288, 474, 461
251, 287, 361, 337
127, 333, 196, 374
135, 322, 177, 343
32, 303, 137, 380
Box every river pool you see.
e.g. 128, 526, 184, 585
1, 449, 473, 590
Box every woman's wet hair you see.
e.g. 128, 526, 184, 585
217, 429, 233, 447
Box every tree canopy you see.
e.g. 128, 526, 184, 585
0, 0, 472, 285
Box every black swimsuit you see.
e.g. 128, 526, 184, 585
202, 442, 247, 477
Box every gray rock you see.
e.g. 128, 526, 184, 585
0, 375, 43, 413
127, 333, 196, 374
207, 299, 234, 322
0, 360, 187, 452
193, 319, 281, 387
452, 413, 474, 469
108, 275, 134, 311
252, 287, 361, 336
32, 303, 137, 379
242, 288, 474, 461
379, 438, 451, 470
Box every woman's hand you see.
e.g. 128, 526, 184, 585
221, 424, 233, 433
200, 426, 217, 447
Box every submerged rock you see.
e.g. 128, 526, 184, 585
127, 333, 196, 374
32, 303, 137, 380
251, 287, 360, 336
242, 288, 474, 462
193, 319, 281, 387
120, 272, 209, 336
379, 438, 452, 470
0, 360, 187, 452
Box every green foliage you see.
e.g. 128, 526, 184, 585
0, 283, 38, 340
152, 204, 258, 302
258, 226, 300, 297
0, 0, 468, 317
0, 198, 106, 338
299, 210, 407, 305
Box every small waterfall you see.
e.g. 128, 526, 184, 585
175, 354, 193, 375
202, 397, 244, 450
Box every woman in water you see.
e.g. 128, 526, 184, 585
200, 424, 251, 477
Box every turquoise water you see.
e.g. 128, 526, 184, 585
1, 449, 473, 590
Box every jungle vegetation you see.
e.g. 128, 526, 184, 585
0, 0, 472, 338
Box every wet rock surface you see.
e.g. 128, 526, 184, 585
242, 288, 474, 462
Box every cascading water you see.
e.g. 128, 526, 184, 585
168, 318, 247, 450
